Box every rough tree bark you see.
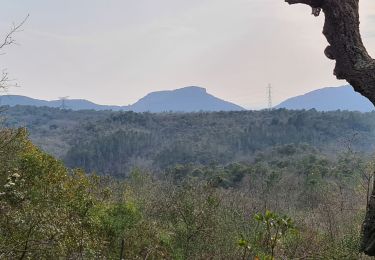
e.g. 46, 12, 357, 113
284, 0, 375, 255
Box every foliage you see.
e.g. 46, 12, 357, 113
4, 106, 375, 177
239, 211, 295, 259
1, 113, 374, 258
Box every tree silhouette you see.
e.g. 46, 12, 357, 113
285, 0, 375, 255
0, 15, 28, 91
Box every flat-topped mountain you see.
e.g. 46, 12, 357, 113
0, 86, 244, 112
130, 86, 244, 112
276, 85, 374, 112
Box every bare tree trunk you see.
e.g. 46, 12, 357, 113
284, 0, 375, 255
362, 178, 375, 255
120, 238, 125, 260
285, 0, 375, 103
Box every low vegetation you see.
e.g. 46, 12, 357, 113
1, 119, 373, 258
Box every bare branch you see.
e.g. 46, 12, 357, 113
0, 70, 18, 92
0, 15, 28, 91
285, 0, 375, 105
286, 0, 315, 5
0, 14, 29, 51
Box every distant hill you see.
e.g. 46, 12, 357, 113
276, 85, 374, 112
130, 86, 244, 112
0, 95, 128, 111
0, 86, 244, 112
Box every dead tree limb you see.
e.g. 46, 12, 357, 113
0, 15, 29, 91
285, 0, 375, 104
284, 0, 375, 255
0, 15, 29, 51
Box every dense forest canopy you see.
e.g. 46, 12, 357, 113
3, 106, 375, 176
0, 112, 374, 258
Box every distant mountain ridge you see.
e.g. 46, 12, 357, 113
276, 85, 374, 112
0, 86, 245, 112
0, 95, 128, 111
4, 85, 370, 113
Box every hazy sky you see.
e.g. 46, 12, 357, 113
0, 0, 374, 109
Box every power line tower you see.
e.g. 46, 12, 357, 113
59, 96, 69, 110
267, 84, 272, 110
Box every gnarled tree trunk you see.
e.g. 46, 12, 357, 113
284, 0, 375, 255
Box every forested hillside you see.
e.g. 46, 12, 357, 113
3, 105, 375, 177
1, 125, 372, 259
2, 106, 374, 258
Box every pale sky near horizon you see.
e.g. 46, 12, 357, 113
0, 1, 374, 109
